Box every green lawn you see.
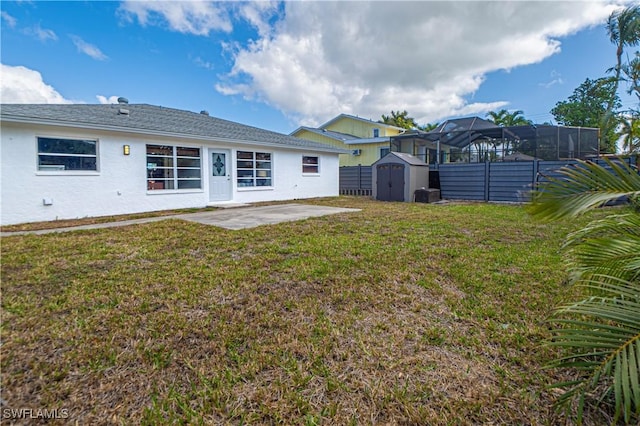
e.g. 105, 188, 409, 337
1, 197, 601, 424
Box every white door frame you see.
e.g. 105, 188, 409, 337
208, 148, 232, 202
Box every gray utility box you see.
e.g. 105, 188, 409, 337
414, 188, 441, 203
372, 152, 429, 202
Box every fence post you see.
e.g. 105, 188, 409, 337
484, 161, 490, 201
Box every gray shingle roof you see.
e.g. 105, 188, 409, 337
0, 103, 349, 153
374, 151, 428, 166
319, 113, 406, 131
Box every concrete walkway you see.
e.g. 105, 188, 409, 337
1, 204, 361, 236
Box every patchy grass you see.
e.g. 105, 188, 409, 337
1, 197, 604, 424
0, 207, 218, 233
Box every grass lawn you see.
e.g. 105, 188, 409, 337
1, 197, 602, 424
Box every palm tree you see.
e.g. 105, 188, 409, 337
486, 109, 508, 126
529, 158, 640, 424
605, 6, 640, 138
379, 110, 419, 130
619, 115, 640, 153
607, 5, 640, 96
419, 122, 440, 132
486, 109, 532, 127
486, 110, 532, 158
621, 51, 640, 102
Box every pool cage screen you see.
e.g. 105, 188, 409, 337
390, 118, 600, 164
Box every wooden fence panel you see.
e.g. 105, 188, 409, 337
338, 156, 637, 201
339, 166, 372, 196
488, 162, 535, 202
438, 163, 486, 200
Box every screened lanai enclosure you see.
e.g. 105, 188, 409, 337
390, 117, 600, 164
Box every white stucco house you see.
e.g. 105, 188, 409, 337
0, 100, 348, 225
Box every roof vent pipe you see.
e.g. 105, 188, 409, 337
117, 97, 129, 104
200, 110, 209, 116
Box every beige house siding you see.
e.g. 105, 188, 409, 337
344, 142, 390, 166
324, 116, 403, 138
292, 114, 404, 166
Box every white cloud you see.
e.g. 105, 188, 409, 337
96, 95, 121, 104
0, 64, 73, 103
70, 35, 108, 61
118, 0, 232, 36
216, 1, 618, 126
539, 70, 564, 89
1, 11, 17, 28
24, 24, 58, 42
193, 56, 214, 70
234, 1, 281, 38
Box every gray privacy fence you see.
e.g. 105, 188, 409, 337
438, 157, 637, 202
339, 166, 372, 196
340, 157, 637, 202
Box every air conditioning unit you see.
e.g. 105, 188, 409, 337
352, 149, 362, 156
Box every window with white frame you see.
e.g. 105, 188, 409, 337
373, 128, 380, 137
302, 155, 319, 173
237, 151, 272, 187
37, 137, 97, 171
146, 145, 201, 190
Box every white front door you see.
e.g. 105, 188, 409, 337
209, 149, 232, 202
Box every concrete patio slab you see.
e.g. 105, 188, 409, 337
174, 203, 360, 230
1, 203, 361, 236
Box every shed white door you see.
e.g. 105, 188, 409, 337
209, 149, 232, 201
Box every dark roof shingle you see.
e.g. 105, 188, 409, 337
0, 103, 348, 153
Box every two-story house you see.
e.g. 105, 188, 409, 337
290, 114, 406, 166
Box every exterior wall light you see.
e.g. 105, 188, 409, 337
123, 145, 130, 155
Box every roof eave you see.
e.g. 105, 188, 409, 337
1, 115, 348, 154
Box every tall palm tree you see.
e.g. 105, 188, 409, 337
607, 5, 640, 93
529, 159, 640, 424
621, 51, 640, 102
605, 6, 640, 135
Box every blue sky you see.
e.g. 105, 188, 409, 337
1, 1, 636, 134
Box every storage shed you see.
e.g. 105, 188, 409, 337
372, 152, 429, 202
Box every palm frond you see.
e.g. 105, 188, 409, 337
527, 154, 640, 423
547, 278, 640, 424
528, 158, 640, 221
563, 214, 640, 285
